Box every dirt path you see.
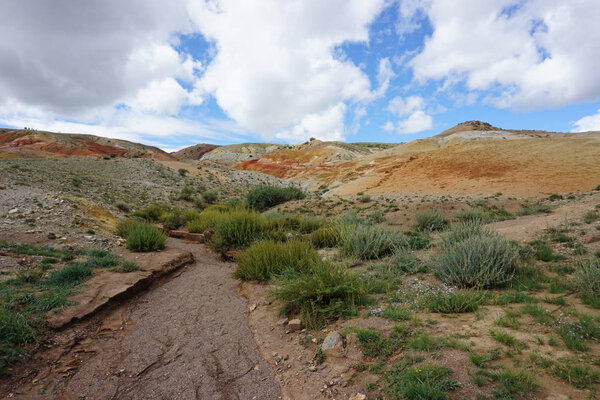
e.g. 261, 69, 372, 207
2, 240, 282, 400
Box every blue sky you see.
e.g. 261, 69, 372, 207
1, 0, 599, 150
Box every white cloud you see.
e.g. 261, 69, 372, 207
410, 0, 600, 110
189, 0, 386, 141
383, 95, 432, 134
571, 109, 600, 132
133, 78, 191, 115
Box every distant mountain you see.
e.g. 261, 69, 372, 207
0, 128, 176, 160
171, 143, 220, 160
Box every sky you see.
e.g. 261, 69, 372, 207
1, 0, 599, 151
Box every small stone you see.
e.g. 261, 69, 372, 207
288, 319, 302, 331
271, 351, 278, 358
8, 208, 19, 215
321, 331, 344, 358
545, 395, 568, 400
348, 393, 367, 400
47, 232, 57, 240
308, 366, 317, 372
276, 318, 289, 326
249, 303, 257, 312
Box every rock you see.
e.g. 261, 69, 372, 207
321, 331, 344, 358
288, 319, 302, 331
545, 395, 568, 400
308, 365, 317, 372
47, 232, 57, 240
348, 393, 367, 400
344, 333, 363, 361
8, 208, 19, 215
276, 318, 289, 325
249, 303, 257, 312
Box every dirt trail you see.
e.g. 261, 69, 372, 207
2, 240, 281, 400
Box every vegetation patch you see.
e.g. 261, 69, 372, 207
415, 210, 448, 231
385, 363, 459, 400
422, 290, 485, 313
574, 259, 600, 308
246, 185, 305, 211
341, 224, 405, 260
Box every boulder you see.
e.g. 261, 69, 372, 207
321, 331, 344, 358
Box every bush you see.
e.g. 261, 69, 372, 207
235, 240, 320, 281
132, 203, 168, 222
186, 209, 230, 233
423, 290, 485, 313
442, 221, 491, 245
116, 218, 143, 237
124, 222, 166, 252
415, 210, 447, 231
574, 259, 600, 307
389, 247, 426, 274
271, 261, 366, 328
341, 225, 406, 260
246, 185, 305, 211
201, 190, 219, 204
178, 168, 188, 177
310, 223, 346, 248
367, 209, 386, 223
385, 363, 459, 400
212, 209, 267, 249
162, 212, 186, 230
432, 232, 518, 289
49, 264, 92, 286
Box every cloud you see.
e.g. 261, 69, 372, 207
571, 109, 600, 132
189, 0, 386, 141
382, 95, 432, 134
410, 0, 600, 110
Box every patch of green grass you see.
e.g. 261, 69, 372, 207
343, 327, 400, 358
556, 314, 600, 352
380, 305, 411, 321
509, 265, 547, 291
341, 224, 405, 260
415, 210, 447, 231
235, 240, 320, 281
389, 247, 426, 274
495, 309, 522, 330
111, 260, 139, 273
455, 208, 493, 223
478, 368, 538, 399
574, 259, 600, 308
552, 359, 600, 389
422, 290, 485, 313
410, 332, 442, 351
48, 264, 92, 286
384, 363, 460, 400
494, 290, 536, 305
469, 350, 501, 368
271, 261, 366, 329
309, 223, 346, 248
517, 203, 552, 216
530, 240, 560, 262
489, 329, 526, 350
132, 203, 169, 222
583, 210, 599, 224
404, 231, 431, 250
521, 303, 555, 325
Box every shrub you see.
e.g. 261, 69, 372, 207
367, 209, 385, 223
213, 209, 267, 249
162, 212, 186, 230
201, 190, 219, 204
310, 223, 346, 248
442, 221, 492, 245
358, 194, 371, 203
415, 210, 447, 231
246, 185, 305, 211
178, 168, 188, 177
517, 203, 552, 216
479, 369, 537, 399
0, 307, 39, 346
186, 209, 230, 233
380, 306, 411, 321
235, 240, 320, 281
574, 259, 600, 307
422, 290, 485, 313
49, 264, 92, 286
389, 247, 426, 274
124, 222, 166, 252
132, 203, 168, 222
343, 327, 400, 358
552, 359, 600, 389
432, 231, 518, 289
112, 260, 139, 273
341, 225, 406, 260
404, 231, 431, 250
271, 261, 366, 328
115, 201, 130, 213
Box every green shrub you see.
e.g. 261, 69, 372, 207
367, 209, 385, 223
235, 240, 320, 281
442, 221, 492, 245
132, 203, 168, 222
186, 209, 230, 233
404, 231, 431, 250
116, 218, 144, 237
380, 306, 411, 321
341, 225, 406, 260
432, 231, 518, 289
310, 223, 346, 248
343, 327, 400, 358
479, 368, 538, 399
213, 209, 267, 249
552, 359, 600, 389
574, 259, 600, 307
415, 210, 447, 231
111, 260, 139, 273
124, 222, 166, 252
271, 261, 366, 328
422, 290, 485, 313
178, 168, 188, 177
531, 241, 558, 262
246, 185, 305, 211
389, 248, 426, 274
517, 203, 552, 216
201, 190, 219, 204
0, 307, 39, 346
162, 212, 186, 230
48, 264, 92, 286
583, 210, 599, 224
358, 194, 371, 203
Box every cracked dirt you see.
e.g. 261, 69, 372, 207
1, 240, 282, 400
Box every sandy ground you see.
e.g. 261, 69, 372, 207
1, 240, 281, 400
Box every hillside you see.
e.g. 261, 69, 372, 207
171, 143, 220, 160
0, 128, 176, 160
200, 143, 290, 164
235, 122, 600, 197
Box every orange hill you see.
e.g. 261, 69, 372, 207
0, 128, 175, 160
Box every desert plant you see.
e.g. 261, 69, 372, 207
432, 231, 518, 289
341, 225, 406, 260
186, 208, 231, 233
574, 259, 600, 307
212, 209, 268, 249
177, 168, 188, 177
124, 222, 166, 252
132, 203, 168, 222
271, 261, 366, 328
367, 209, 386, 223
310, 223, 346, 248
162, 212, 186, 230
48, 264, 92, 286
422, 290, 485, 313
455, 208, 492, 223
201, 190, 219, 204
389, 247, 426, 273
246, 185, 305, 211
415, 210, 447, 231
385, 363, 459, 400
234, 240, 320, 281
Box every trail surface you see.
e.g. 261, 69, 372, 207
2, 240, 281, 400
